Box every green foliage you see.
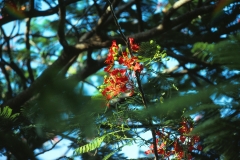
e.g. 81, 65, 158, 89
0, 106, 19, 131
138, 40, 167, 66
0, 106, 19, 121
0, 0, 240, 159
75, 135, 106, 154
191, 34, 240, 69
74, 128, 132, 160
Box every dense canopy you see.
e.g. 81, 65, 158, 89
0, 0, 240, 159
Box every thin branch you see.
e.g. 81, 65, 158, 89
25, 18, 35, 82
135, 0, 144, 32
0, 60, 12, 99
171, 3, 216, 26
164, 0, 192, 22
194, 72, 215, 85
93, 0, 103, 17
132, 3, 216, 41
66, 6, 93, 37
29, 0, 35, 11
65, 20, 80, 39
79, 0, 119, 42
0, 0, 80, 26
83, 80, 98, 90
107, 0, 127, 44
0, 27, 28, 89
100, 123, 174, 129
34, 137, 63, 157
57, 0, 69, 49
9, 21, 17, 37
103, 0, 135, 27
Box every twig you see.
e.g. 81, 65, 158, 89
83, 80, 98, 90
25, 18, 35, 82
107, 0, 127, 44
34, 137, 63, 157
134, 0, 144, 32
0, 61, 12, 98
57, 0, 69, 49
164, 0, 191, 22
79, 0, 119, 42
0, 27, 28, 89
9, 21, 17, 37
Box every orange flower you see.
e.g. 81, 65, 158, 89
101, 69, 133, 100
118, 52, 143, 72
129, 37, 139, 52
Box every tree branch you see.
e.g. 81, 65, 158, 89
0, 61, 12, 99
34, 137, 63, 157
135, 0, 144, 32
0, 0, 79, 26
0, 27, 28, 89
0, 1, 219, 116
57, 0, 69, 49
164, 0, 192, 23
79, 0, 119, 42
25, 18, 34, 83
132, 3, 216, 41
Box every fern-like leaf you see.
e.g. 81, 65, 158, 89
74, 135, 106, 154
0, 106, 19, 121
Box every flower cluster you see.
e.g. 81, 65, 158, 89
145, 118, 202, 160
101, 68, 134, 100
99, 38, 143, 101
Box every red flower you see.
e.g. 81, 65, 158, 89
156, 131, 163, 137
177, 151, 184, 159
134, 62, 143, 72
101, 39, 143, 102
197, 145, 202, 151
158, 148, 165, 155
129, 37, 139, 52
179, 135, 186, 143
118, 52, 143, 72
145, 150, 152, 155
105, 52, 114, 65
101, 69, 134, 100
144, 139, 167, 156
109, 40, 119, 54
105, 40, 119, 65
104, 64, 113, 73
178, 121, 191, 134
188, 153, 193, 160
192, 135, 200, 143
173, 141, 183, 152
188, 145, 195, 152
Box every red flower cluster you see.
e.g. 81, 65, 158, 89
144, 138, 167, 155
145, 119, 202, 160
178, 119, 202, 154
129, 37, 140, 52
118, 51, 143, 72
104, 40, 118, 72
104, 38, 143, 73
100, 38, 143, 101
101, 68, 133, 100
